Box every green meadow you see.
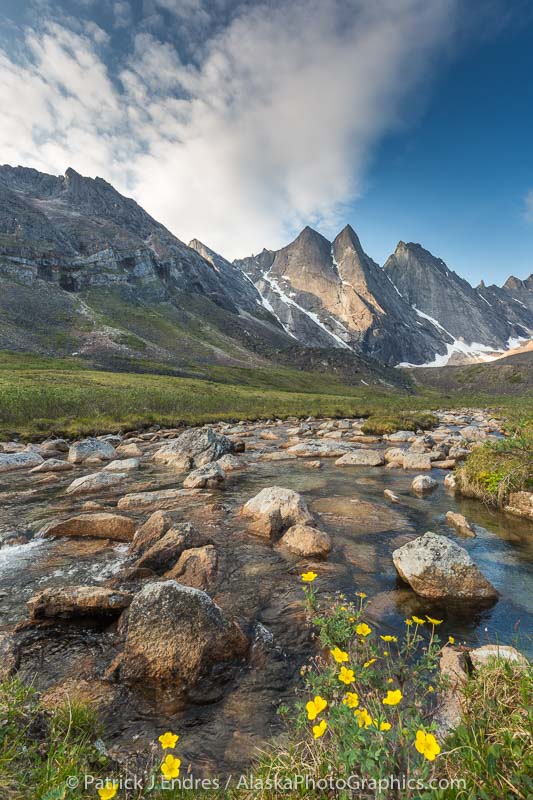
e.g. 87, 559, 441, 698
0, 352, 531, 440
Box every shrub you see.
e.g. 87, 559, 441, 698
256, 579, 448, 799
361, 413, 438, 436
456, 424, 533, 506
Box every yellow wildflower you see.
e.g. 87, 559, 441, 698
98, 784, 118, 800
340, 605, 347, 611
426, 616, 443, 625
405, 618, 413, 626
342, 692, 359, 709
428, 685, 435, 693
338, 666, 355, 684
448, 636, 455, 644
330, 647, 349, 663
312, 719, 327, 739
357, 592, 367, 598
382, 689, 403, 706
355, 622, 371, 637
161, 754, 181, 780
306, 695, 328, 721
415, 730, 441, 761
387, 677, 393, 684
383, 651, 389, 657
354, 708, 372, 728
363, 658, 376, 668
373, 719, 392, 731
301, 571, 317, 583
412, 615, 425, 625
380, 635, 397, 642
158, 731, 179, 749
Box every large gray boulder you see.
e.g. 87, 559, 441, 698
65, 471, 127, 495
121, 581, 248, 697
241, 486, 314, 538
335, 450, 384, 466
133, 523, 199, 572
0, 451, 44, 473
68, 438, 117, 464
183, 462, 225, 489
153, 426, 234, 470
392, 532, 497, 601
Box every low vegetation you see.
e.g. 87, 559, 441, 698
3, 584, 530, 799
456, 422, 533, 506
360, 412, 439, 435
0, 352, 531, 440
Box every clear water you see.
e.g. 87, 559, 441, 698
0, 429, 531, 774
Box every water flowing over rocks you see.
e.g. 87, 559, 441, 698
392, 532, 498, 600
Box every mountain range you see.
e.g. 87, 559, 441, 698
1, 165, 531, 377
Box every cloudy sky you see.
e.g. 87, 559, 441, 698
0, 0, 532, 284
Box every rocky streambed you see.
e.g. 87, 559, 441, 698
0, 411, 531, 775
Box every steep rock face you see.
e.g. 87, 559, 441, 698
383, 242, 533, 362
235, 225, 445, 365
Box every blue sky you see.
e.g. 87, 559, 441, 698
0, 0, 531, 285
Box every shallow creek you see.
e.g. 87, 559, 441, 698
0, 421, 532, 774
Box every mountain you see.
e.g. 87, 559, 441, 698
1, 163, 531, 374
0, 165, 401, 387
383, 242, 533, 363
235, 228, 533, 367
233, 225, 446, 365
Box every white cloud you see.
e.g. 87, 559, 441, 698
0, 1, 459, 258
525, 190, 533, 223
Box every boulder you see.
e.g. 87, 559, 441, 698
403, 453, 432, 470
117, 488, 202, 511
183, 462, 225, 489
279, 524, 332, 558
384, 430, 414, 442
470, 644, 528, 668
217, 454, 245, 472
40, 513, 135, 542
286, 441, 351, 458
448, 446, 470, 460
461, 426, 487, 443
335, 450, 384, 467
30, 458, 73, 474
444, 473, 457, 491
384, 447, 407, 463
0, 451, 44, 473
392, 532, 497, 601
27, 586, 132, 620
116, 443, 143, 458
131, 510, 176, 554
504, 491, 533, 521
384, 489, 400, 503
133, 523, 199, 572
411, 475, 438, 494
121, 581, 248, 696
445, 511, 475, 537
40, 439, 69, 454
65, 471, 127, 496
241, 486, 314, 538
163, 545, 218, 590
436, 646, 469, 736
103, 458, 140, 472
68, 438, 117, 464
153, 426, 234, 470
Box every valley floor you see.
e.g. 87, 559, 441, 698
1, 352, 532, 440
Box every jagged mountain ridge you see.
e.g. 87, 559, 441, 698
1, 164, 531, 371
0, 165, 402, 386
231, 228, 533, 367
